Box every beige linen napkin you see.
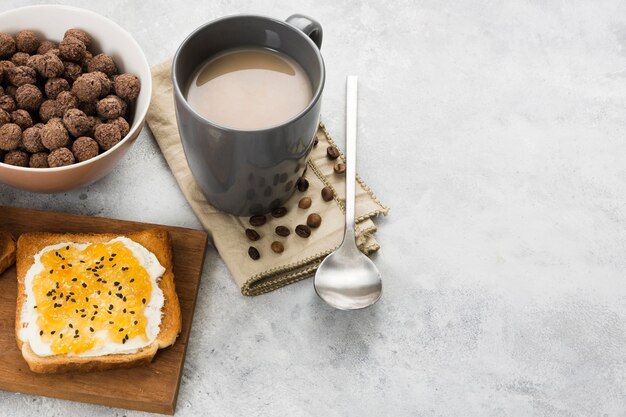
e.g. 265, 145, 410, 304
146, 60, 388, 295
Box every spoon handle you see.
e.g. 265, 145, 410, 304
345, 75, 358, 244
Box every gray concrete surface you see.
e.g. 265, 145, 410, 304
2, 0, 626, 416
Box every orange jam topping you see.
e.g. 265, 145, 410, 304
32, 240, 153, 355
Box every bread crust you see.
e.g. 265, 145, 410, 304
15, 229, 181, 373
0, 230, 16, 275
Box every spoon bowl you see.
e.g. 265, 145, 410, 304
314, 76, 382, 310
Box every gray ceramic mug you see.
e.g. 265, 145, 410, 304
172, 14, 325, 216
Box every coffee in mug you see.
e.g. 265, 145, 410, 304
186, 47, 313, 130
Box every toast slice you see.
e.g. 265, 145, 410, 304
15, 229, 181, 373
0, 230, 16, 275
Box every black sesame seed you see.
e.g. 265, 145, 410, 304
112, 264, 117, 267
50, 330, 55, 334
108, 291, 112, 295
52, 296, 57, 300
109, 321, 114, 324
94, 273, 99, 277
66, 245, 69, 250
108, 304, 113, 310
97, 278, 102, 282
86, 268, 92, 271
91, 316, 95, 321
68, 263, 73, 267
82, 283, 87, 288
119, 328, 124, 332
122, 339, 126, 344
61, 265, 65, 270
123, 308, 126, 313
113, 281, 120, 286
33, 305, 37, 309
39, 330, 43, 336
93, 305, 98, 309
60, 334, 63, 338
130, 310, 135, 314
115, 293, 123, 299
125, 334, 128, 340
71, 277, 77, 282
97, 290, 101, 295
89, 327, 94, 332
49, 269, 54, 274
134, 320, 138, 325
130, 278, 135, 283
112, 253, 117, 257
81, 314, 86, 318
123, 297, 127, 302
74, 335, 79, 338
118, 286, 122, 291
69, 292, 74, 295
71, 298, 76, 303
80, 260, 85, 263
142, 298, 146, 304
74, 329, 79, 334
69, 323, 73, 328
85, 297, 89, 302
108, 258, 113, 261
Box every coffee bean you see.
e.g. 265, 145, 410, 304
327, 146, 340, 160
321, 186, 334, 201
248, 246, 260, 260
275, 226, 290, 237
295, 224, 311, 238
298, 197, 312, 209
245, 228, 260, 241
333, 162, 346, 174
297, 177, 309, 192
249, 215, 266, 226
271, 207, 287, 218
307, 213, 322, 228
271, 241, 284, 253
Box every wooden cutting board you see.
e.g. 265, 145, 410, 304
0, 206, 208, 415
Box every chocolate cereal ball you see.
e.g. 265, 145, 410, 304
34, 52, 64, 78
0, 33, 16, 59
64, 29, 91, 47
45, 77, 69, 99
0, 95, 15, 112
39, 99, 62, 122
37, 40, 57, 55
29, 151, 49, 168
108, 116, 129, 137
96, 95, 125, 119
114, 74, 140, 101
56, 91, 78, 114
10, 52, 30, 67
62, 61, 82, 82
72, 73, 101, 102
22, 125, 45, 153
63, 108, 91, 137
15, 31, 39, 54
59, 36, 86, 62
48, 147, 74, 167
15, 84, 43, 111
11, 109, 32, 130
94, 123, 121, 151
0, 123, 21, 150
8, 65, 36, 87
87, 54, 117, 77
0, 108, 10, 125
25, 54, 40, 70
41, 118, 69, 150
72, 136, 98, 162
4, 149, 28, 166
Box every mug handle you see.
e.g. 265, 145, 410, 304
286, 14, 323, 49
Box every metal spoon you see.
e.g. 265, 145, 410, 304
314, 76, 383, 310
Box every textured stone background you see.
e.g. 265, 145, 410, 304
2, 0, 626, 416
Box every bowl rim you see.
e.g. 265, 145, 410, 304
0, 4, 152, 173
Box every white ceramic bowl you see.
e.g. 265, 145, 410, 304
0, 5, 152, 192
